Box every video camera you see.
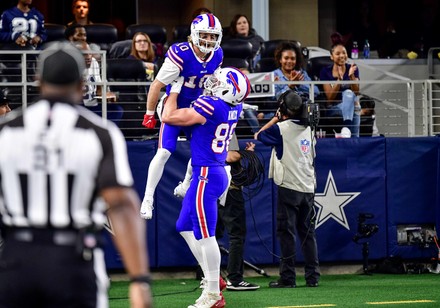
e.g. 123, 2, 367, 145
353, 213, 379, 243
300, 96, 320, 129
278, 91, 320, 129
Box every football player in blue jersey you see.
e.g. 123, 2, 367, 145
0, 0, 47, 49
161, 67, 250, 308
140, 13, 224, 219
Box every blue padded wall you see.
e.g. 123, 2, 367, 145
104, 137, 440, 269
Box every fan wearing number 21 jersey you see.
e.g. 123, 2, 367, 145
0, 0, 47, 48
161, 67, 250, 308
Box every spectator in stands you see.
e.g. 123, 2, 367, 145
68, 0, 93, 26
65, 24, 87, 42
65, 23, 102, 62
74, 41, 122, 125
128, 32, 156, 80
272, 41, 319, 100
0, 0, 47, 49
226, 14, 264, 66
0, 96, 11, 117
320, 43, 361, 138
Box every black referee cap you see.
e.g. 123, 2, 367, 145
37, 42, 86, 85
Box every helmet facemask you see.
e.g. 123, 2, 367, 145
190, 14, 223, 54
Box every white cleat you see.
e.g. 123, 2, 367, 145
140, 197, 154, 219
188, 292, 225, 308
174, 181, 190, 198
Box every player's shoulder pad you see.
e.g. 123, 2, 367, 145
168, 41, 191, 54
198, 95, 220, 102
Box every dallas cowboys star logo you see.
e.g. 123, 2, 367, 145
314, 171, 361, 230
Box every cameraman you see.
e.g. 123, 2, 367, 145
255, 91, 320, 288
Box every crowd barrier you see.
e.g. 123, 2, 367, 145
102, 137, 440, 269
1, 49, 439, 139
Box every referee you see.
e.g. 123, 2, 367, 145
0, 42, 152, 307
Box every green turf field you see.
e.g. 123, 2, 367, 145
109, 273, 440, 307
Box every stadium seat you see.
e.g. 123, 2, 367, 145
221, 39, 252, 60
172, 25, 190, 43
106, 58, 148, 139
221, 58, 250, 71
261, 39, 288, 58
254, 57, 277, 72
125, 24, 167, 44
260, 39, 302, 58
125, 24, 167, 58
44, 23, 66, 43
108, 39, 132, 59
306, 56, 333, 81
84, 24, 118, 51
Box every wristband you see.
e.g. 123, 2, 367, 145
146, 110, 155, 116
130, 275, 152, 284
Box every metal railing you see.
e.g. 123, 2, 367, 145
0, 49, 437, 139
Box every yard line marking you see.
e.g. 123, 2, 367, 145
268, 305, 336, 308
366, 300, 435, 305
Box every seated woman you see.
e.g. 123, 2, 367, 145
257, 41, 319, 120
226, 14, 264, 67
127, 32, 156, 80
273, 41, 319, 100
319, 43, 361, 138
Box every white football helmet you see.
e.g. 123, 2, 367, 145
204, 67, 251, 105
190, 13, 222, 54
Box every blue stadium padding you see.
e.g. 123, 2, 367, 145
386, 137, 439, 259
103, 137, 440, 270
155, 141, 196, 267
237, 141, 274, 266
103, 140, 158, 269
313, 137, 387, 262
437, 136, 440, 244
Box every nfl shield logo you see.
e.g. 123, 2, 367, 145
300, 139, 310, 154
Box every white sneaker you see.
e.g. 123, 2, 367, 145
195, 289, 207, 305
341, 127, 352, 138
174, 181, 190, 198
140, 197, 154, 219
335, 127, 352, 138
188, 292, 225, 308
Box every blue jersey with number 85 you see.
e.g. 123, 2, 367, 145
190, 95, 242, 167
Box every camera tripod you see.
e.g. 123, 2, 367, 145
360, 241, 372, 275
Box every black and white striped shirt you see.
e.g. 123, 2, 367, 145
0, 98, 133, 230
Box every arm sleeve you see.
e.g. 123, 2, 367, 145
257, 125, 282, 146
38, 13, 48, 42
155, 57, 181, 85
192, 96, 214, 119
0, 13, 12, 42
